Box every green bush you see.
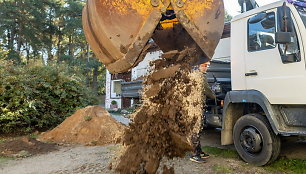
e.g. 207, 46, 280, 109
0, 60, 98, 134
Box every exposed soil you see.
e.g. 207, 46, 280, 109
39, 106, 127, 146
116, 49, 205, 174
0, 137, 58, 157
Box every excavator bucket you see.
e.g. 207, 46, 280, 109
83, 0, 224, 74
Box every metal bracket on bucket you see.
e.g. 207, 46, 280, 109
176, 0, 185, 8
151, 0, 160, 7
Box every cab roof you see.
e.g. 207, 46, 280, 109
232, 1, 285, 22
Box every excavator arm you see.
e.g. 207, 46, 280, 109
83, 0, 225, 74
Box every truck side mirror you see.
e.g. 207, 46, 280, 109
275, 32, 292, 44
277, 4, 294, 32
249, 12, 267, 24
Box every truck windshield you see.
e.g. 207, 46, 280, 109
296, 6, 306, 27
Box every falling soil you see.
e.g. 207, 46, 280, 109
39, 106, 127, 146
0, 137, 58, 157
116, 48, 205, 174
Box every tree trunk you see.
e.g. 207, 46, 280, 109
48, 32, 53, 62
7, 29, 11, 49
26, 43, 30, 64
17, 33, 22, 52
17, 6, 24, 54
57, 29, 62, 62
33, 49, 39, 62
47, 47, 53, 62
8, 21, 22, 63
92, 66, 99, 95
86, 45, 90, 87
8, 26, 16, 51
41, 54, 46, 65
48, 10, 54, 62
17, 23, 23, 53
68, 34, 74, 57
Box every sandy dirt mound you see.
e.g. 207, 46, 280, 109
116, 49, 205, 174
0, 137, 58, 157
39, 106, 127, 145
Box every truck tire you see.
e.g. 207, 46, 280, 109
233, 114, 281, 166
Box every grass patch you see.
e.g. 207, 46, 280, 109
90, 141, 98, 145
107, 109, 122, 114
0, 138, 5, 144
212, 164, 233, 174
202, 146, 239, 158
264, 158, 306, 174
28, 133, 39, 139
84, 115, 92, 122
0, 155, 15, 164
203, 146, 306, 174
107, 145, 121, 152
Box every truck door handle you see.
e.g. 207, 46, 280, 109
245, 72, 258, 76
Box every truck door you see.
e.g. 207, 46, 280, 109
244, 9, 306, 104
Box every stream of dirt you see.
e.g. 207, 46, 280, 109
116, 49, 205, 174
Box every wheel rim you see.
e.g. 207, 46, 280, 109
239, 127, 263, 154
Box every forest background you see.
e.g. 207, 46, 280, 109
0, 0, 232, 134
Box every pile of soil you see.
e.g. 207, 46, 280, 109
39, 106, 127, 146
0, 137, 58, 157
116, 49, 205, 174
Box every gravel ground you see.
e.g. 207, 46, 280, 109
110, 113, 130, 126
1, 128, 305, 174
0, 144, 269, 174
0, 145, 119, 174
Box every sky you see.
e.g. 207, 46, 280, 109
225, 0, 280, 16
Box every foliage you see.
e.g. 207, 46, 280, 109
90, 141, 98, 145
204, 146, 306, 174
264, 158, 306, 174
83, 115, 92, 122
56, 55, 106, 96
202, 146, 239, 159
0, 0, 85, 62
111, 100, 118, 105
212, 164, 233, 174
124, 106, 137, 114
28, 133, 39, 139
0, 0, 106, 95
107, 109, 122, 114
0, 155, 15, 164
0, 59, 98, 134
225, 11, 233, 23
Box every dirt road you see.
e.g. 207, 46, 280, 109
0, 129, 305, 174
0, 144, 269, 174
0, 145, 118, 174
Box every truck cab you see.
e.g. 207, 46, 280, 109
220, 0, 306, 166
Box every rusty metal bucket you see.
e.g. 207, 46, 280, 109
83, 0, 224, 74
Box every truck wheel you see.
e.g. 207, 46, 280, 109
233, 114, 281, 166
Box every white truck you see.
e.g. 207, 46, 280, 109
205, 0, 306, 166
123, 0, 306, 166
91, 0, 305, 166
